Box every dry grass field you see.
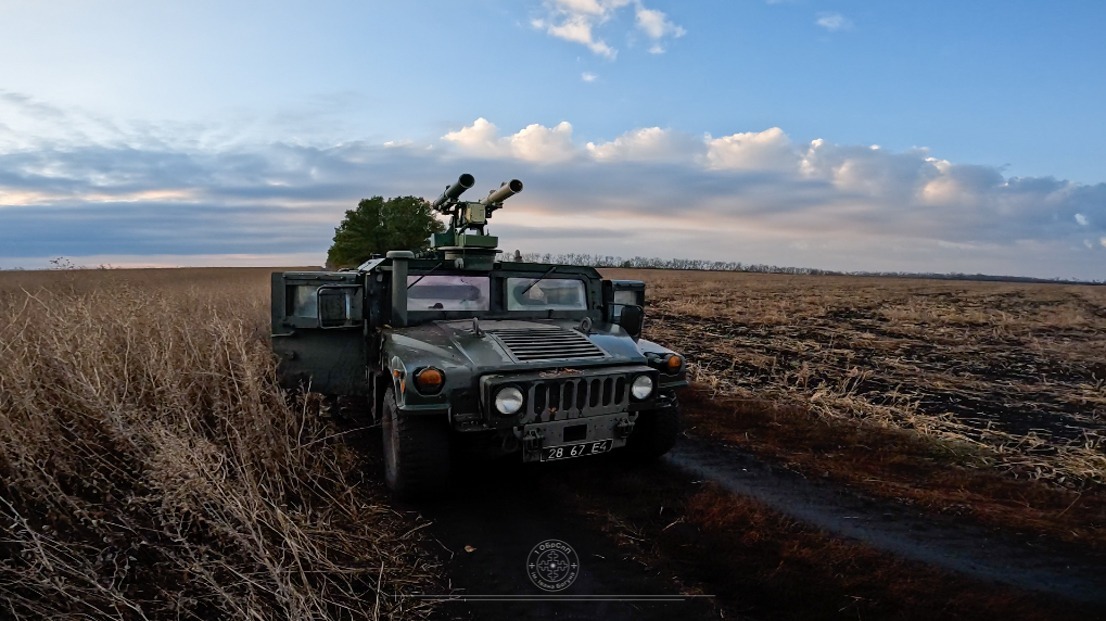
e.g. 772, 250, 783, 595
2, 266, 1103, 620
605, 268, 1106, 544
0, 268, 437, 620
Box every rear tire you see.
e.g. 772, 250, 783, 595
382, 387, 451, 498
625, 407, 680, 461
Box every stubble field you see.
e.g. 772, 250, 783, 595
1, 266, 1103, 620
606, 268, 1106, 547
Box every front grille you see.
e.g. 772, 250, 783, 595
492, 327, 606, 362
480, 365, 657, 423
527, 375, 628, 417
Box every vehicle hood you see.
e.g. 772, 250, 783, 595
384, 318, 646, 373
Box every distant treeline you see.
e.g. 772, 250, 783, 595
514, 252, 1102, 286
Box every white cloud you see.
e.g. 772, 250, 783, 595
586, 127, 699, 162
509, 122, 576, 163
441, 117, 501, 157
635, 5, 686, 54
535, 0, 683, 58
705, 127, 797, 171
581, 72, 598, 82
816, 13, 853, 32
546, 15, 617, 58
5, 97, 1105, 280
442, 118, 576, 163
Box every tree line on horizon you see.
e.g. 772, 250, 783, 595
512, 252, 1101, 285
5, 197, 1098, 285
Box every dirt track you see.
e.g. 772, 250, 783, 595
384, 420, 1105, 620
666, 436, 1106, 603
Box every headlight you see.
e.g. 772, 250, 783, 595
494, 386, 524, 415
631, 375, 654, 400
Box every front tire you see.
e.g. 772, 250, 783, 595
625, 407, 680, 461
382, 387, 451, 498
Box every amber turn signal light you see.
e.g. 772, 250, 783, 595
414, 367, 445, 394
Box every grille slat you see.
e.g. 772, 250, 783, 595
492, 327, 606, 362
525, 375, 629, 416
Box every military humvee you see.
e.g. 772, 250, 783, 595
271, 174, 687, 496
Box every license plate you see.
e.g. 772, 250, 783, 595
541, 440, 613, 462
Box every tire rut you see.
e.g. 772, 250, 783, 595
665, 436, 1106, 604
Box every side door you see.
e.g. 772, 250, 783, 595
271, 271, 369, 395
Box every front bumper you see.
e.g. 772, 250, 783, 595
516, 412, 636, 462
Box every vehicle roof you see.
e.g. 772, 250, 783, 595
357, 257, 602, 279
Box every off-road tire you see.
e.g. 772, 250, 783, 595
382, 387, 450, 498
625, 407, 680, 461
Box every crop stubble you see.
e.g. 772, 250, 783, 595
607, 269, 1105, 489
2, 266, 1103, 620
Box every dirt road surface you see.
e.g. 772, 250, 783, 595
383, 425, 1104, 620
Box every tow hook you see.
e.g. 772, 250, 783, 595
615, 417, 635, 439
523, 428, 545, 452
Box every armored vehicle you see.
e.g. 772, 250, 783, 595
271, 174, 687, 496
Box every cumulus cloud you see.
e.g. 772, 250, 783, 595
442, 118, 577, 163
705, 127, 799, 171
3, 98, 1105, 280
441, 117, 501, 157
816, 12, 853, 32
534, 0, 683, 57
586, 127, 700, 162
581, 72, 598, 82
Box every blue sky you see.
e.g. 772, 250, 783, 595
1, 0, 1104, 279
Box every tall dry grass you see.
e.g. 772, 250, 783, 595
0, 269, 437, 620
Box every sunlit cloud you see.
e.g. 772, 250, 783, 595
586, 127, 699, 162
442, 118, 577, 163
634, 4, 686, 54
2, 98, 1104, 280
533, 0, 684, 58
581, 72, 598, 82
705, 127, 797, 171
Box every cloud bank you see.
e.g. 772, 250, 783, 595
1, 94, 1103, 280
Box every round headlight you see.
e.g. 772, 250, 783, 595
631, 375, 654, 400
494, 386, 524, 415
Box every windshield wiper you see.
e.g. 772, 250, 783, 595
520, 265, 557, 295
406, 261, 444, 290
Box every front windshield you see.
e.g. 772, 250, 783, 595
407, 275, 490, 311
506, 278, 587, 311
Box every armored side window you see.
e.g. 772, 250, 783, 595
290, 285, 320, 318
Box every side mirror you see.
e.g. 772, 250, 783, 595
318, 286, 363, 328
619, 304, 644, 339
